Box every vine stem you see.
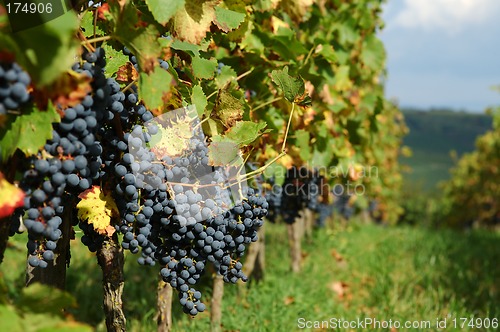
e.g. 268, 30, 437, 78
281, 102, 295, 152
302, 44, 316, 67
122, 78, 138, 93
237, 102, 295, 183
81, 35, 112, 45
252, 97, 282, 112
235, 67, 254, 81
207, 90, 218, 100
207, 67, 255, 100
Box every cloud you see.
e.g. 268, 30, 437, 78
391, 0, 500, 34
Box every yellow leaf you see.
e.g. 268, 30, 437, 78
77, 186, 119, 235
172, 0, 220, 44
0, 175, 25, 219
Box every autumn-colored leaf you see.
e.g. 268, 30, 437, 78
283, 296, 295, 305
329, 281, 349, 300
0, 174, 25, 219
116, 62, 139, 83
97, 3, 110, 20
77, 186, 119, 235
172, 0, 220, 44
32, 71, 92, 111
330, 249, 344, 262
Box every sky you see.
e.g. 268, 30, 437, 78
379, 0, 500, 112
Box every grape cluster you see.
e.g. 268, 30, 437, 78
13, 48, 109, 267
158, 187, 266, 314
315, 202, 334, 227
333, 189, 354, 220
264, 178, 283, 223
0, 60, 31, 114
11, 45, 268, 315
281, 167, 322, 224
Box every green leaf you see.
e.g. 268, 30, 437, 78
107, 1, 162, 72
13, 12, 79, 86
295, 129, 311, 161
208, 137, 243, 166
317, 44, 337, 63
0, 305, 24, 330
191, 85, 207, 118
214, 88, 244, 128
333, 21, 359, 45
361, 35, 385, 72
270, 66, 304, 103
80, 11, 104, 38
214, 7, 246, 32
103, 45, 129, 78
146, 0, 185, 25
192, 56, 217, 80
18, 283, 77, 316
170, 40, 201, 57
225, 121, 267, 146
333, 65, 352, 91
0, 103, 60, 160
139, 66, 172, 111
215, 65, 237, 89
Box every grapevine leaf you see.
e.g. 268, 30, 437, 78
295, 129, 311, 161
172, 0, 219, 44
138, 66, 172, 112
280, 0, 314, 23
192, 56, 217, 80
170, 40, 202, 57
103, 44, 130, 78
146, 0, 185, 25
106, 1, 161, 72
208, 137, 243, 166
149, 109, 196, 158
361, 35, 385, 72
77, 186, 119, 235
18, 284, 77, 316
202, 118, 222, 137
215, 65, 237, 89
0, 176, 25, 219
270, 28, 309, 60
0, 103, 60, 160
32, 71, 92, 110
116, 62, 139, 83
225, 121, 267, 146
80, 11, 105, 38
270, 66, 305, 103
333, 65, 352, 91
13, 12, 80, 86
0, 305, 24, 330
316, 44, 337, 63
213, 88, 244, 128
191, 85, 208, 117
214, 7, 246, 32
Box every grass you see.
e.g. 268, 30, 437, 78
1, 221, 499, 331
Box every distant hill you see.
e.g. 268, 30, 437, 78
400, 108, 493, 192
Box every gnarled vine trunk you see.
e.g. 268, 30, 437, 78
97, 231, 126, 332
